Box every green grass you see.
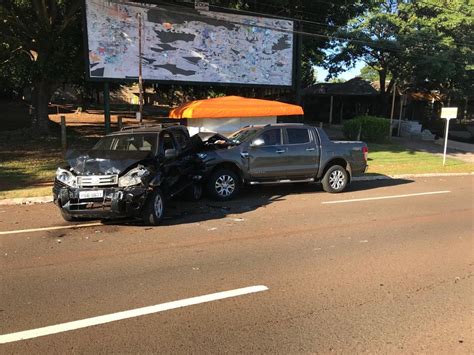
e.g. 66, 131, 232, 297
0, 127, 94, 200
0, 144, 64, 199
366, 143, 474, 176
0, 137, 473, 200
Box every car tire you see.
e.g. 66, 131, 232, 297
207, 169, 240, 201
142, 188, 166, 225
60, 208, 76, 222
322, 165, 349, 193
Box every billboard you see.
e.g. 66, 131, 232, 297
84, 1, 294, 86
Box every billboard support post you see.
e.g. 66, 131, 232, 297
104, 82, 111, 134
137, 12, 144, 124
295, 21, 302, 105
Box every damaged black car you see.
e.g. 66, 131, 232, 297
53, 125, 203, 225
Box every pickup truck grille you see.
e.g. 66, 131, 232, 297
77, 175, 118, 187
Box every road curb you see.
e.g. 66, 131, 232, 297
353, 172, 474, 181
0, 196, 53, 206
0, 172, 472, 206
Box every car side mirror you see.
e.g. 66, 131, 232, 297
164, 148, 177, 159
250, 138, 264, 147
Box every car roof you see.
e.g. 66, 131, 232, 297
106, 124, 186, 136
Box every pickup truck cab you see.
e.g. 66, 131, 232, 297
199, 123, 368, 200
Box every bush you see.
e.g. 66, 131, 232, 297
343, 116, 390, 143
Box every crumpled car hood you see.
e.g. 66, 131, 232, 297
66, 150, 152, 175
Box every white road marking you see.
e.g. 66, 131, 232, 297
0, 222, 104, 236
322, 190, 451, 204
0, 285, 269, 344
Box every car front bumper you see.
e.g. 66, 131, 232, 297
53, 180, 149, 219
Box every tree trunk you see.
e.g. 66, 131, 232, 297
34, 81, 53, 135
377, 70, 388, 116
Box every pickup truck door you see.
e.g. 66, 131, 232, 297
283, 127, 320, 178
247, 128, 288, 179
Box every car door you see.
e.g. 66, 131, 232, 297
283, 127, 320, 178
247, 128, 288, 180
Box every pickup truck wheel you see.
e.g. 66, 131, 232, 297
142, 188, 166, 225
322, 165, 348, 193
208, 169, 240, 201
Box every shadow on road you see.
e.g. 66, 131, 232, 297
347, 178, 413, 192
109, 178, 414, 227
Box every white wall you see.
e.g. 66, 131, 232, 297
187, 116, 277, 136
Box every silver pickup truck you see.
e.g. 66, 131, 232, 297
198, 123, 368, 200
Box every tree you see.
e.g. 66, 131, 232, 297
323, 0, 401, 97
0, 0, 82, 134
324, 0, 473, 104
397, 0, 474, 101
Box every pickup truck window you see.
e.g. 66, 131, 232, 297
287, 128, 310, 144
257, 129, 282, 146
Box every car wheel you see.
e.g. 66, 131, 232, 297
142, 188, 166, 225
207, 169, 240, 201
322, 165, 348, 193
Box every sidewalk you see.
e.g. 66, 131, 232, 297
392, 137, 474, 163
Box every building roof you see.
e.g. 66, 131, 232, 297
169, 95, 304, 119
303, 77, 379, 97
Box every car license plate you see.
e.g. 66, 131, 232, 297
79, 190, 104, 199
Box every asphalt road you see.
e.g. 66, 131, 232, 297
0, 176, 473, 353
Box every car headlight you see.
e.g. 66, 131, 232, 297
56, 168, 76, 187
118, 166, 150, 187
197, 153, 207, 159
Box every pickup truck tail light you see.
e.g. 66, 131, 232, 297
362, 146, 368, 161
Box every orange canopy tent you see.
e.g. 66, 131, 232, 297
169, 96, 304, 119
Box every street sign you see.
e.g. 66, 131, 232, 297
441, 107, 458, 119
194, 1, 209, 11
440, 107, 458, 165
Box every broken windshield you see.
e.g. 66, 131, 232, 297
228, 128, 260, 144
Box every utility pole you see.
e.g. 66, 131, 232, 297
137, 12, 144, 124
389, 82, 396, 140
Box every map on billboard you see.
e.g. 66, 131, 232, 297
84, 1, 294, 86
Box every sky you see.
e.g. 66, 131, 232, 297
315, 61, 366, 82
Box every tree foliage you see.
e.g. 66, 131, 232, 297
0, 0, 83, 133
324, 0, 473, 101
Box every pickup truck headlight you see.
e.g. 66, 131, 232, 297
118, 166, 150, 187
56, 168, 77, 187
